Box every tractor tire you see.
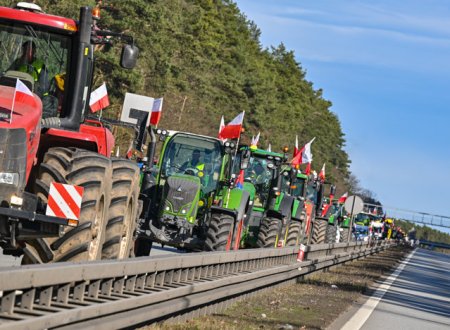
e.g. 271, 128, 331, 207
204, 213, 234, 251
311, 218, 327, 244
102, 159, 140, 260
325, 224, 338, 243
256, 217, 280, 248
340, 228, 350, 243
285, 221, 301, 246
22, 147, 111, 264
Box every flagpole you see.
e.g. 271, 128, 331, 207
10, 79, 18, 124
226, 111, 245, 207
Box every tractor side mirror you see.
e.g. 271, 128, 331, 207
240, 150, 251, 170
121, 44, 139, 69
330, 185, 336, 196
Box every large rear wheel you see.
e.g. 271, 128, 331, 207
256, 217, 280, 248
285, 221, 301, 246
22, 148, 111, 264
340, 227, 350, 243
204, 213, 234, 251
102, 159, 140, 260
325, 224, 338, 243
311, 218, 327, 244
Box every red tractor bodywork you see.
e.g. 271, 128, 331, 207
0, 3, 137, 253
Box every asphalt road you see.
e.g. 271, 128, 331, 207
0, 243, 184, 268
338, 248, 450, 330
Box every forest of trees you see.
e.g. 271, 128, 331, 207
0, 0, 352, 190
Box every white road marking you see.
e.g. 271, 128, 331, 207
340, 248, 417, 330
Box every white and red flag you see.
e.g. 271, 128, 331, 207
319, 163, 326, 181
218, 111, 245, 140
218, 116, 227, 142
293, 135, 299, 158
10, 79, 36, 123
338, 192, 348, 204
291, 137, 315, 166
150, 97, 163, 126
46, 182, 84, 220
89, 82, 110, 113
251, 132, 260, 148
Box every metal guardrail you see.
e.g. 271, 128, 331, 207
0, 240, 393, 329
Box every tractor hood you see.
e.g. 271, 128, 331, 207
0, 86, 42, 188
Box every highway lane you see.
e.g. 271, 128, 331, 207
340, 248, 450, 330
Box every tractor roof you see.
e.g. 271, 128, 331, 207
239, 145, 284, 158
0, 5, 77, 32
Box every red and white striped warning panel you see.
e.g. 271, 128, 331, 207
46, 183, 84, 220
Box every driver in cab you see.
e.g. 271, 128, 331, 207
180, 149, 205, 174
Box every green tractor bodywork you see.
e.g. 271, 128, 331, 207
233, 146, 289, 248
136, 131, 250, 252
279, 168, 337, 245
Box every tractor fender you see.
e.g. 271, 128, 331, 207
218, 188, 250, 221
291, 199, 305, 221
210, 206, 238, 219
277, 195, 295, 219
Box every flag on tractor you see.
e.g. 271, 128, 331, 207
293, 135, 299, 158
218, 116, 226, 141
11, 79, 36, 122
89, 82, 109, 113
338, 192, 348, 203
319, 163, 326, 181
150, 97, 163, 126
218, 111, 245, 140
235, 169, 245, 189
291, 137, 315, 167
251, 132, 260, 148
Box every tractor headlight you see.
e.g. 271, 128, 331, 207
0, 172, 19, 186
164, 201, 173, 213
179, 204, 191, 216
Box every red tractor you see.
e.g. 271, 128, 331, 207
0, 2, 139, 264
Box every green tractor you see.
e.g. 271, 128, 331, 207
135, 130, 251, 254
321, 198, 352, 243
279, 167, 332, 245
232, 146, 293, 248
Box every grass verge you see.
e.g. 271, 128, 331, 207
145, 245, 412, 330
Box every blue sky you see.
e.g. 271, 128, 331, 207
235, 0, 450, 222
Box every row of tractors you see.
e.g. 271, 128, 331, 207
0, 2, 353, 265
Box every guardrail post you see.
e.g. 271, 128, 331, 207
21, 288, 36, 310
73, 282, 86, 301
38, 286, 53, 306
1, 290, 15, 314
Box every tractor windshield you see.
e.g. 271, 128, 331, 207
160, 134, 223, 194
242, 156, 275, 208
0, 21, 71, 116
280, 172, 305, 197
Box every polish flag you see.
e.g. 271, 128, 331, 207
89, 82, 109, 113
218, 116, 227, 142
338, 192, 348, 203
218, 111, 244, 140
251, 132, 260, 148
293, 135, 299, 158
150, 97, 163, 126
319, 163, 326, 181
11, 79, 36, 123
292, 137, 315, 166
14, 79, 35, 105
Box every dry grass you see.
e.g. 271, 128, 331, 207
143, 246, 412, 330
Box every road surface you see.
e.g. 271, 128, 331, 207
335, 248, 450, 330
